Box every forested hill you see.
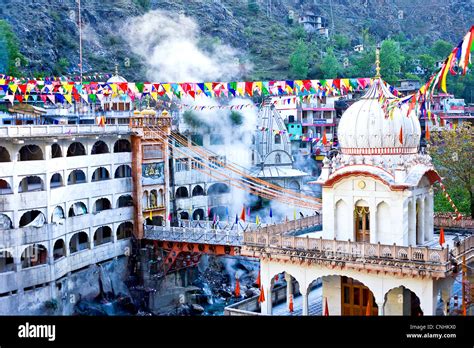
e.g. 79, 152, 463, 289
0, 0, 472, 99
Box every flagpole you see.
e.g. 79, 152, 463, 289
78, 0, 83, 85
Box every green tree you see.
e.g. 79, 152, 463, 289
333, 34, 350, 50
431, 39, 453, 60
289, 39, 310, 79
229, 111, 243, 126
380, 39, 403, 85
0, 20, 26, 76
429, 124, 474, 218
247, 0, 259, 13
320, 47, 341, 78
53, 57, 69, 76
417, 53, 436, 79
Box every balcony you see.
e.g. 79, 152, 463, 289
0, 124, 131, 138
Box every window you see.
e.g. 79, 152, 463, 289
275, 153, 281, 164
191, 158, 204, 170
143, 144, 163, 159
274, 134, 281, 144
191, 134, 203, 146
176, 158, 189, 172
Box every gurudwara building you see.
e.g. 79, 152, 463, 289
241, 68, 473, 316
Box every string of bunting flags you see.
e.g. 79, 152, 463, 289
380, 25, 473, 127
0, 76, 375, 105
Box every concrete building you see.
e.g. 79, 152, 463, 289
0, 123, 133, 313
297, 11, 329, 37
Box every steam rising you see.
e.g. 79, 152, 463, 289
123, 10, 242, 82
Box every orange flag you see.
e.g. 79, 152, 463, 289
288, 294, 294, 313
323, 297, 329, 316
425, 123, 430, 141
240, 206, 246, 222
258, 286, 265, 303
322, 129, 328, 145
399, 126, 403, 145
256, 270, 261, 287
235, 278, 240, 297
439, 227, 445, 247
366, 298, 372, 316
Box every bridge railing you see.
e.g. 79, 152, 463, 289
256, 214, 322, 236
144, 225, 243, 245
174, 219, 259, 231
243, 232, 451, 265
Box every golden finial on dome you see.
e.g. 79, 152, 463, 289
375, 43, 381, 79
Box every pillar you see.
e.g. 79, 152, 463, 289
301, 290, 309, 316
417, 198, 425, 245
285, 272, 293, 309
376, 302, 384, 316
409, 199, 416, 246
260, 285, 272, 315
131, 135, 144, 239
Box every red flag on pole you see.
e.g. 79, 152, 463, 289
399, 126, 403, 144
240, 206, 246, 222
256, 270, 261, 287
425, 122, 430, 141
258, 286, 265, 303
366, 298, 372, 316
322, 129, 328, 145
235, 278, 240, 297
323, 297, 329, 316
439, 227, 445, 247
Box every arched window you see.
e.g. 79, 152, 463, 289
91, 167, 110, 182
142, 190, 149, 209
93, 198, 111, 213
51, 143, 62, 158
19, 145, 43, 161
354, 200, 370, 243
117, 222, 133, 240
0, 179, 12, 195
69, 232, 89, 253
51, 206, 65, 223
67, 142, 86, 157
207, 183, 230, 195
68, 170, 86, 185
179, 212, 189, 220
150, 190, 158, 207
117, 195, 133, 208
19, 210, 46, 227
114, 165, 132, 178
192, 185, 205, 197
275, 153, 281, 164
21, 244, 48, 268
91, 141, 109, 155
114, 139, 131, 153
193, 209, 205, 221
68, 202, 87, 217
0, 214, 13, 230
176, 187, 189, 198
0, 146, 11, 162
18, 176, 44, 193
53, 239, 66, 260
274, 134, 281, 144
50, 173, 63, 188
93, 226, 112, 246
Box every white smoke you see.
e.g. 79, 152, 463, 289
123, 10, 244, 82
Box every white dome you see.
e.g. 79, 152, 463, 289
107, 74, 127, 83
337, 79, 421, 155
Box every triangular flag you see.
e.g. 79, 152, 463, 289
167, 213, 172, 221
439, 228, 445, 247
258, 286, 265, 303
425, 123, 430, 141
240, 206, 246, 222
322, 129, 328, 145
256, 270, 261, 287
235, 214, 238, 224
293, 209, 296, 220
399, 126, 403, 144
256, 215, 260, 225
235, 277, 240, 297
269, 208, 273, 218
366, 298, 372, 316
323, 297, 329, 316
149, 210, 152, 220
288, 294, 294, 313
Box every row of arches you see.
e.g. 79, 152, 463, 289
0, 222, 133, 272
0, 139, 131, 162
177, 206, 227, 221
0, 165, 132, 194
0, 195, 133, 229
267, 272, 423, 316
175, 183, 230, 199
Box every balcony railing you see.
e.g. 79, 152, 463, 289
0, 124, 131, 138
243, 232, 449, 264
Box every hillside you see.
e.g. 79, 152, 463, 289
0, 0, 472, 96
